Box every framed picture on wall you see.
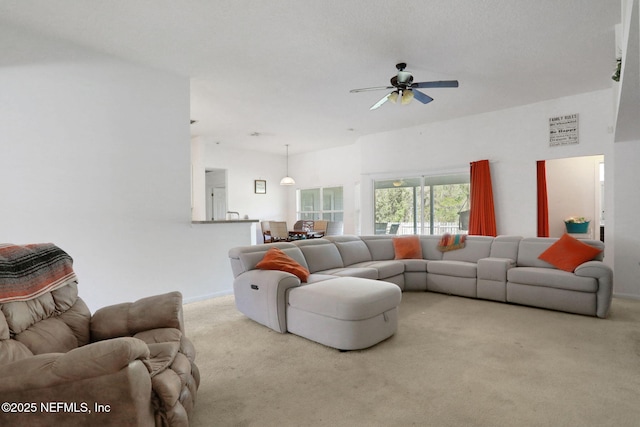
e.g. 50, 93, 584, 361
255, 180, 266, 194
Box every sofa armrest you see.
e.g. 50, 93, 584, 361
0, 338, 155, 427
0, 337, 149, 393
575, 261, 613, 318
233, 269, 301, 332
477, 257, 516, 282
91, 291, 184, 341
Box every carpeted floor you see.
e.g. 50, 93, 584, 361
183, 293, 640, 427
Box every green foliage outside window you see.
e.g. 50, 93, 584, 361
375, 187, 414, 223
374, 176, 470, 234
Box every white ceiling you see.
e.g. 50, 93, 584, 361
0, 0, 620, 155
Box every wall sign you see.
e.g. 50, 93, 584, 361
549, 114, 579, 146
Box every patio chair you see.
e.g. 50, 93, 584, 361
388, 223, 400, 235
375, 222, 388, 234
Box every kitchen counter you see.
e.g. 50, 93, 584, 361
191, 219, 259, 224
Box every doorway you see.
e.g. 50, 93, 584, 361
544, 155, 604, 239
205, 169, 227, 220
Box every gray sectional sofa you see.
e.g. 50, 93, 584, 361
228, 234, 612, 349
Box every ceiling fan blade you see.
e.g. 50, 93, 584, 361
370, 93, 391, 110
412, 89, 434, 104
350, 86, 395, 93
411, 80, 459, 89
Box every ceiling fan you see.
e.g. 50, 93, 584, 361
350, 62, 459, 110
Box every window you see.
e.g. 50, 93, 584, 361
298, 186, 344, 221
374, 174, 469, 235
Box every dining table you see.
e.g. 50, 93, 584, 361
288, 230, 323, 240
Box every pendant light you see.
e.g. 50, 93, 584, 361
280, 144, 295, 185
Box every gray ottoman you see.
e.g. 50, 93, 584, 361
286, 277, 402, 350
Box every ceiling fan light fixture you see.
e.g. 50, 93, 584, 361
397, 70, 412, 84
280, 144, 295, 186
350, 62, 458, 110
401, 89, 414, 105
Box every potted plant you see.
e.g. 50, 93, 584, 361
564, 216, 590, 233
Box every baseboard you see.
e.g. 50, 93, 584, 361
613, 292, 640, 300
183, 290, 233, 304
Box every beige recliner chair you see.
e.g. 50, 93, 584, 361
0, 243, 199, 426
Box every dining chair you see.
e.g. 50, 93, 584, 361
268, 221, 290, 242
260, 221, 272, 243
324, 221, 344, 236
312, 220, 328, 236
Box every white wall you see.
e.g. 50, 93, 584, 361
198, 143, 363, 237
611, 0, 640, 298
201, 143, 290, 242
287, 144, 362, 234
612, 140, 640, 298
0, 25, 239, 310
609, 0, 640, 299
356, 90, 614, 238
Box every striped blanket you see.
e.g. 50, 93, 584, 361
0, 243, 78, 303
437, 233, 467, 252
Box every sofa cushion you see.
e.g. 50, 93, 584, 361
393, 236, 423, 259
490, 235, 522, 259
332, 239, 372, 266
51, 282, 80, 312
287, 277, 401, 321
0, 339, 33, 365
1, 292, 56, 335
316, 267, 378, 280
517, 237, 603, 268
421, 236, 445, 260
538, 233, 602, 272
14, 317, 80, 354
427, 260, 477, 278
349, 261, 405, 279
442, 236, 493, 263
361, 237, 396, 261
256, 247, 310, 282
306, 274, 339, 284
508, 267, 598, 292
401, 259, 429, 272
295, 239, 344, 273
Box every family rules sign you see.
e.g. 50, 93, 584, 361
549, 114, 579, 146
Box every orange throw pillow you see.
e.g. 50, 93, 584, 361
393, 235, 423, 259
538, 233, 602, 272
256, 247, 310, 282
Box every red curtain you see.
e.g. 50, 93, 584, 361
469, 160, 497, 236
536, 160, 550, 237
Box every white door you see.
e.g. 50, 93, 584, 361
212, 187, 227, 220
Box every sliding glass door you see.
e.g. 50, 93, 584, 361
374, 174, 470, 235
